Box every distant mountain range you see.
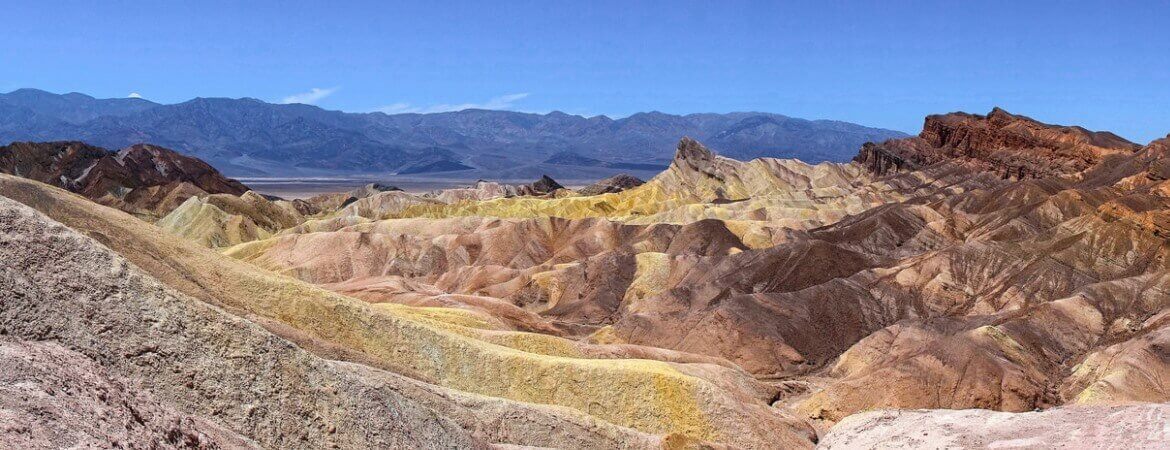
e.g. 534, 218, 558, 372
0, 88, 908, 178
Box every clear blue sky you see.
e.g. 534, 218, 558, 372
2, 0, 1168, 142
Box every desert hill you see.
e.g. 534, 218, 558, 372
0, 140, 248, 219
2, 107, 1169, 448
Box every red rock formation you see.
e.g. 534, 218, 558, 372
857, 108, 1140, 179
0, 141, 248, 217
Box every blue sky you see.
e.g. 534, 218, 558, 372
2, 0, 1168, 142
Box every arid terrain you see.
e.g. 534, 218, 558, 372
3, 108, 1169, 449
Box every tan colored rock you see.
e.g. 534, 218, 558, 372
817, 404, 1170, 449
0, 338, 257, 449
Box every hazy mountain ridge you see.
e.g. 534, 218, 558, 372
0, 88, 908, 177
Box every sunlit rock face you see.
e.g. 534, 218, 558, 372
856, 107, 1140, 179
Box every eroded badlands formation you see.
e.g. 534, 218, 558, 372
0, 141, 248, 219
2, 108, 1169, 448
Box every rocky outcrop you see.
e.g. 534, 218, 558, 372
524, 174, 565, 195
577, 174, 645, 195
853, 140, 921, 175
858, 108, 1141, 179
671, 136, 722, 180
0, 141, 248, 218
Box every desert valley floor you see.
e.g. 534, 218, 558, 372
3, 108, 1170, 448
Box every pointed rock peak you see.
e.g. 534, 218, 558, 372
607, 173, 645, 184
987, 107, 1019, 125
532, 174, 564, 192
675, 137, 715, 163
671, 137, 725, 180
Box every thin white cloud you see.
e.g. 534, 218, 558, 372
375, 102, 418, 114
127, 92, 143, 99
280, 87, 339, 105
375, 93, 530, 114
